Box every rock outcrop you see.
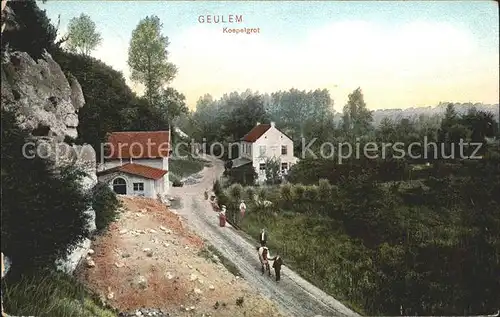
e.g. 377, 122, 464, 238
1, 51, 84, 141
1, 49, 97, 274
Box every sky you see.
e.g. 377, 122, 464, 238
40, 1, 499, 111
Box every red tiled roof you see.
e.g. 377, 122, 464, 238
105, 131, 170, 159
97, 163, 168, 180
241, 124, 271, 142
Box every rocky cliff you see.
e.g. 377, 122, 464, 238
1, 49, 97, 274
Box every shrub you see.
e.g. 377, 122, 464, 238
228, 183, 244, 201
213, 179, 223, 195
280, 183, 293, 201
172, 179, 183, 187
257, 187, 267, 201
91, 182, 119, 232
245, 187, 255, 201
303, 186, 319, 201
291, 184, 305, 200
1, 110, 91, 275
226, 163, 257, 186
317, 179, 332, 200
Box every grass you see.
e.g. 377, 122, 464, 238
169, 157, 205, 178
1, 270, 117, 317
198, 243, 242, 277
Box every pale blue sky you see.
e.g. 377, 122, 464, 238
40, 1, 499, 110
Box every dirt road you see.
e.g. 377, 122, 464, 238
170, 155, 361, 317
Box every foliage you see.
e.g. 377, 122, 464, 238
65, 13, 102, 55
156, 87, 188, 125
224, 163, 257, 186
245, 186, 256, 201
54, 51, 184, 160
228, 183, 244, 201
91, 182, 119, 232
231, 157, 500, 315
342, 87, 373, 136
1, 0, 61, 59
1, 110, 91, 275
168, 158, 204, 178
1, 269, 116, 317
53, 51, 139, 159
172, 179, 183, 187
128, 15, 177, 105
264, 157, 281, 185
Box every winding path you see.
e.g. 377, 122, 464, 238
169, 155, 361, 317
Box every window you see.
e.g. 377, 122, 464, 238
259, 163, 266, 170
281, 163, 288, 171
133, 182, 144, 191
112, 177, 127, 195
259, 145, 266, 156
281, 145, 287, 155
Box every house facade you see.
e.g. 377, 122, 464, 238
235, 122, 299, 183
97, 131, 170, 199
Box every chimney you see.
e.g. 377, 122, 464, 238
256, 122, 261, 126
271, 121, 275, 127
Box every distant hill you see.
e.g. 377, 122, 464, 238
333, 102, 499, 127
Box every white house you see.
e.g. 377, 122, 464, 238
97, 131, 170, 199
233, 122, 299, 183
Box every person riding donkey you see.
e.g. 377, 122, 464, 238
256, 245, 284, 282
256, 245, 272, 276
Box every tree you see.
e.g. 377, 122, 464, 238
1, 0, 59, 59
128, 15, 177, 105
265, 157, 281, 185
224, 94, 268, 140
156, 87, 188, 125
65, 13, 102, 55
342, 87, 373, 137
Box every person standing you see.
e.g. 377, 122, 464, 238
239, 200, 246, 218
259, 228, 267, 246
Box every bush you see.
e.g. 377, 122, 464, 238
91, 182, 119, 232
257, 187, 267, 201
172, 179, 183, 187
228, 183, 243, 201
245, 187, 255, 201
1, 110, 91, 275
226, 163, 258, 186
1, 269, 116, 317
291, 184, 305, 200
213, 179, 229, 208
303, 186, 319, 201
280, 183, 293, 201
317, 179, 332, 200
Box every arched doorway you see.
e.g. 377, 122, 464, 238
112, 177, 127, 194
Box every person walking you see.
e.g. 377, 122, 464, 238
259, 228, 268, 247
271, 255, 284, 282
